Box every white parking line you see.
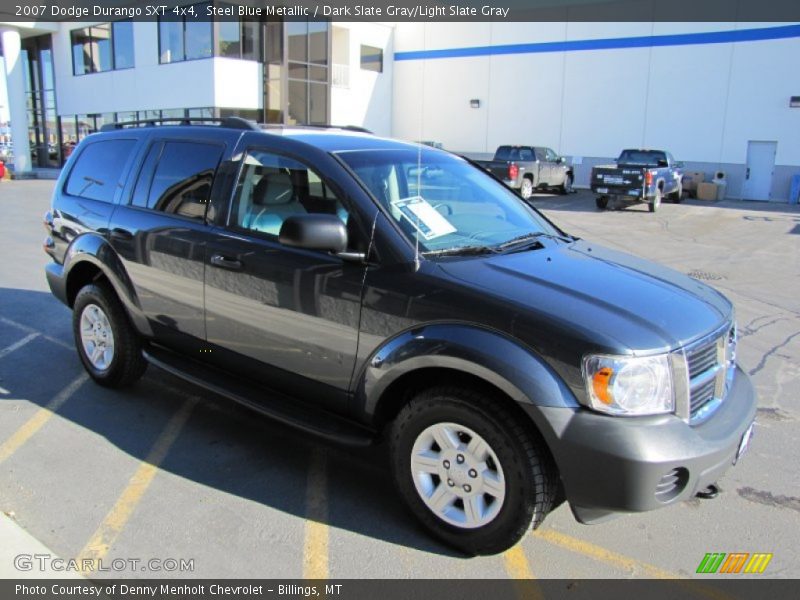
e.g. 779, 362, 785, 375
0, 333, 40, 360
0, 316, 73, 351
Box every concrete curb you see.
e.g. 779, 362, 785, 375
0, 513, 83, 579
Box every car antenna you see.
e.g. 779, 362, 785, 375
414, 142, 422, 271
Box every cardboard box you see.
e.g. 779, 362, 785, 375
696, 182, 718, 201
682, 171, 705, 193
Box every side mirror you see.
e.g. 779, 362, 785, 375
279, 214, 347, 254
558, 156, 566, 164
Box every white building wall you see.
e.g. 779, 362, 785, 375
330, 22, 393, 136
53, 21, 261, 115
392, 22, 800, 199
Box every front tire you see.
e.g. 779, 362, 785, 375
73, 281, 147, 388
390, 386, 557, 555
560, 174, 574, 195
595, 196, 609, 210
670, 184, 683, 204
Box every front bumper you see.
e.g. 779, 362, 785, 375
530, 365, 756, 523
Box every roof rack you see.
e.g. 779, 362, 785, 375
260, 123, 373, 134
99, 116, 260, 132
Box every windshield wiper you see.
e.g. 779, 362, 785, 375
499, 232, 574, 250
422, 245, 499, 257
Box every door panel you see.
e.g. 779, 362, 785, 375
742, 141, 777, 201
203, 148, 365, 407
109, 139, 224, 343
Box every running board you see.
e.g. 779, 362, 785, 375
143, 346, 375, 447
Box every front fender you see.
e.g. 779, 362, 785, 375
357, 324, 580, 422
64, 233, 152, 336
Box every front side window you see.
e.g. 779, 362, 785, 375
339, 149, 560, 254
545, 148, 559, 162
131, 141, 223, 220
230, 150, 349, 238
65, 139, 137, 202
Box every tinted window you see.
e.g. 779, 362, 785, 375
618, 150, 667, 167
65, 139, 136, 202
132, 141, 223, 220
231, 150, 349, 238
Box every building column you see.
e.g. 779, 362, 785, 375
1, 27, 32, 174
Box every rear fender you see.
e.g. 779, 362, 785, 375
64, 233, 152, 336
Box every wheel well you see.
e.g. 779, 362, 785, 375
523, 173, 534, 182
66, 262, 106, 307
374, 367, 553, 452
657, 180, 665, 191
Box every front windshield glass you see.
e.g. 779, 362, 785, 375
338, 148, 561, 254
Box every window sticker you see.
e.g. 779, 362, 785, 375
391, 196, 457, 240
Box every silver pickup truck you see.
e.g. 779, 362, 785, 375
474, 145, 574, 199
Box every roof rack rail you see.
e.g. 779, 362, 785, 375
260, 123, 373, 134
99, 116, 259, 132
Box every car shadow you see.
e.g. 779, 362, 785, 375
0, 286, 470, 559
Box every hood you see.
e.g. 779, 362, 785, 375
438, 239, 732, 353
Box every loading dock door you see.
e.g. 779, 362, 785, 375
742, 141, 777, 201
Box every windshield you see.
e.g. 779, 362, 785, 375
617, 150, 667, 167
338, 148, 562, 254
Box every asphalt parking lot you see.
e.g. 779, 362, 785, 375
1, 180, 798, 580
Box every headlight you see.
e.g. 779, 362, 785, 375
582, 354, 674, 416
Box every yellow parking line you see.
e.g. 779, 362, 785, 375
303, 449, 329, 579
535, 529, 677, 578
77, 398, 196, 569
504, 544, 536, 579
534, 529, 733, 600
503, 544, 544, 600
0, 373, 88, 465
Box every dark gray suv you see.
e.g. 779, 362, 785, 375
44, 119, 756, 555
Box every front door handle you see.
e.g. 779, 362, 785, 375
210, 254, 243, 271
109, 228, 133, 241
745, 168, 751, 180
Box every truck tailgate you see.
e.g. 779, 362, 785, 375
592, 167, 645, 194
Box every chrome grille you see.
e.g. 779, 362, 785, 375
685, 323, 736, 424
688, 342, 718, 378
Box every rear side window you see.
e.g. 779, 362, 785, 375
65, 139, 136, 202
131, 141, 223, 220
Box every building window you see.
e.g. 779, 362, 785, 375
71, 20, 134, 75
360, 45, 383, 73
216, 11, 261, 61
287, 21, 330, 125
159, 3, 213, 63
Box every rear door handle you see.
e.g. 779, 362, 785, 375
210, 254, 243, 271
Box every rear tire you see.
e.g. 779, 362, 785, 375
390, 386, 557, 555
649, 188, 662, 212
73, 281, 147, 388
519, 177, 534, 200
595, 196, 609, 210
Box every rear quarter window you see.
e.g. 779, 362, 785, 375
65, 139, 137, 202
